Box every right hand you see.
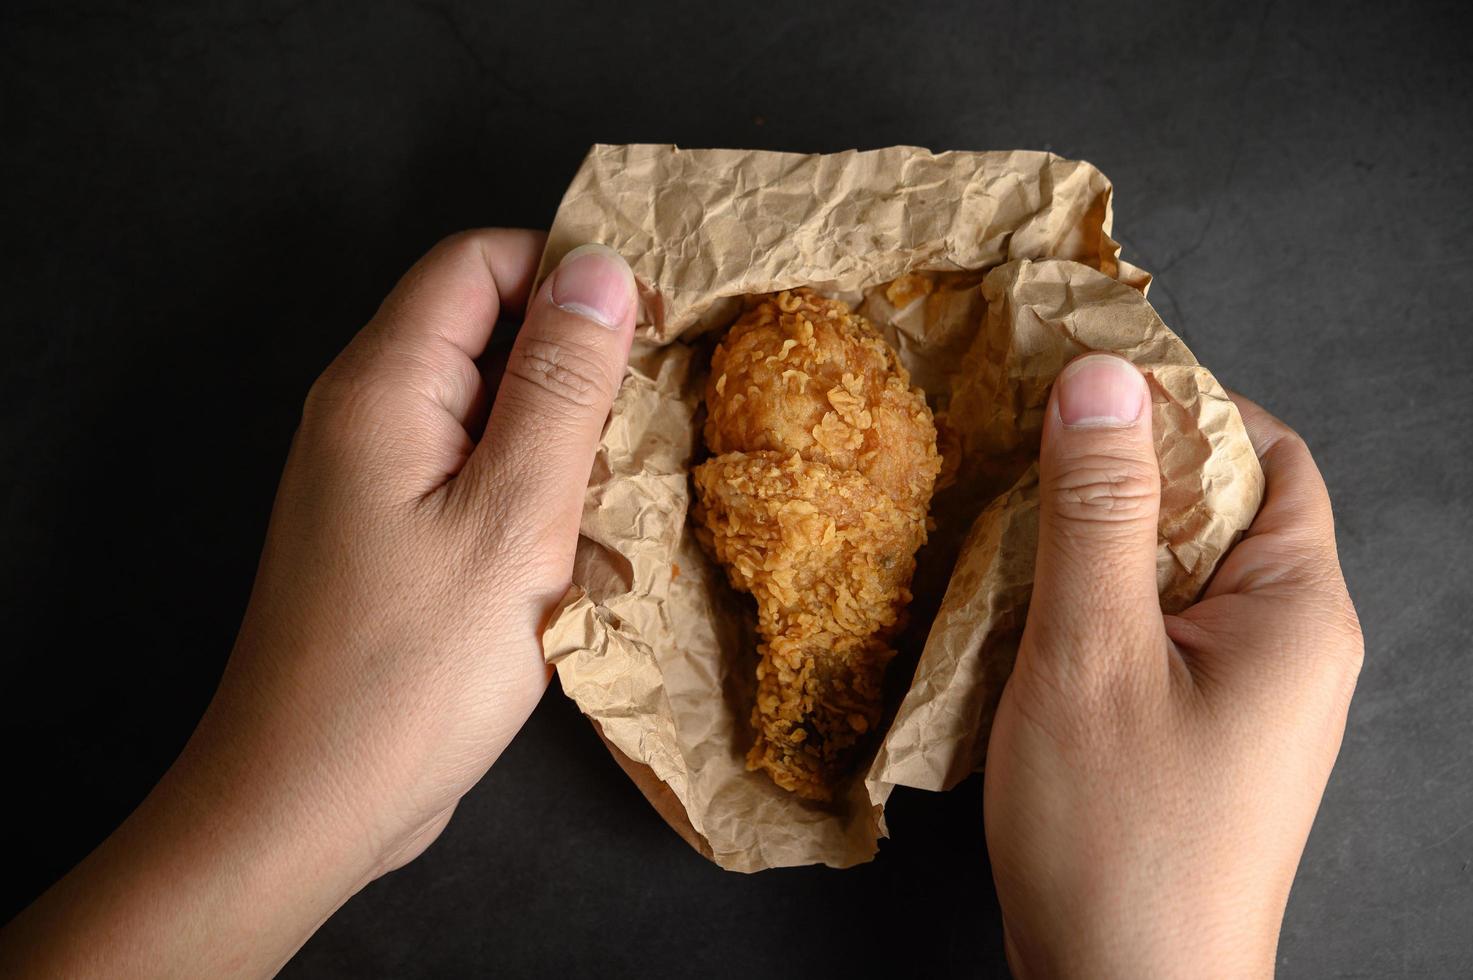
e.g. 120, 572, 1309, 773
983, 353, 1363, 978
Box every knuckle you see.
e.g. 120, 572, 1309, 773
301, 362, 396, 448
433, 228, 486, 265
1261, 414, 1306, 452
1335, 597, 1366, 675
1292, 594, 1364, 708
1279, 430, 1310, 458
506, 336, 614, 411
302, 366, 355, 425
1046, 455, 1159, 526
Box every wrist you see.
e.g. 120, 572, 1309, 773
1000, 895, 1281, 980
0, 696, 379, 979
170, 680, 386, 898
121, 701, 382, 973
206, 631, 447, 881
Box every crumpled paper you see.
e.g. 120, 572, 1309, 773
536, 144, 1264, 872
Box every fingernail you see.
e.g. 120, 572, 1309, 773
550, 243, 635, 330
1056, 353, 1147, 427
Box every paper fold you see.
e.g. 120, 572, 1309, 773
538, 144, 1262, 871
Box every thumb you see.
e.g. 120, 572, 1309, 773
1024, 353, 1164, 677
462, 243, 636, 566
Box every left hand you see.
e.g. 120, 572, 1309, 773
1, 230, 639, 978
216, 231, 638, 876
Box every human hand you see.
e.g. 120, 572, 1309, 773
0, 230, 638, 977
982, 354, 1363, 978
212, 230, 638, 873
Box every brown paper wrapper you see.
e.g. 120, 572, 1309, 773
537, 144, 1264, 871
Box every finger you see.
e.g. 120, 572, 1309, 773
1200, 392, 1339, 597
458, 244, 636, 572
350, 228, 545, 423
304, 229, 545, 498
1023, 353, 1166, 679
1167, 394, 1359, 696
374, 228, 543, 349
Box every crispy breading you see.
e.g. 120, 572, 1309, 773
692, 451, 925, 645
747, 632, 895, 800
693, 290, 941, 801
703, 289, 941, 516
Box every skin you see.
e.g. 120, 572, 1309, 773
0, 233, 1362, 978
0, 229, 638, 977
985, 354, 1363, 978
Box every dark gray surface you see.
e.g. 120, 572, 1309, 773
2, 0, 1470, 976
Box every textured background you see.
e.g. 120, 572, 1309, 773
3, 0, 1470, 975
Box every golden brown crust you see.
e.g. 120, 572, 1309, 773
694, 290, 941, 801
693, 451, 925, 644
703, 289, 941, 516
747, 633, 895, 800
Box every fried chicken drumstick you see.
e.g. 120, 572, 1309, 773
693, 289, 941, 800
